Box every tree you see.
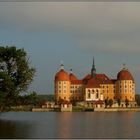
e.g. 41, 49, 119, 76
125, 98, 129, 108
16, 91, 38, 106
135, 94, 140, 106
25, 91, 38, 105
117, 98, 121, 107
104, 98, 109, 108
0, 91, 5, 110
108, 99, 113, 107
0, 46, 35, 107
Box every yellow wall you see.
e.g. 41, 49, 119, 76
70, 84, 84, 101
115, 80, 135, 101
101, 84, 115, 100
55, 81, 71, 101
55, 79, 135, 102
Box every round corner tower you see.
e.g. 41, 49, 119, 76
54, 64, 71, 102
116, 65, 135, 101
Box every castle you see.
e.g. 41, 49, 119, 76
54, 58, 135, 105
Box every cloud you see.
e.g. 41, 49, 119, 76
0, 2, 140, 54
0, 3, 140, 29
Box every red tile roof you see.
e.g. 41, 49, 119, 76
96, 74, 113, 84
69, 73, 77, 81
95, 100, 104, 105
117, 69, 134, 81
61, 101, 71, 105
71, 80, 83, 85
83, 74, 113, 85
82, 74, 92, 84
86, 77, 100, 88
111, 79, 117, 84
83, 74, 92, 81
96, 74, 109, 80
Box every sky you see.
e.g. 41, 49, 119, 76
0, 2, 140, 94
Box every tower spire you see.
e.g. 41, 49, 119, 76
91, 57, 96, 77
60, 60, 64, 70
122, 63, 128, 70
70, 68, 73, 74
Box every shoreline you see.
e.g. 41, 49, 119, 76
1, 105, 140, 112
31, 107, 140, 112
94, 108, 140, 112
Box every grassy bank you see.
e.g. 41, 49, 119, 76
72, 106, 85, 112
72, 106, 94, 112
0, 105, 33, 112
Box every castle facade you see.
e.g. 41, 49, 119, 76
54, 59, 135, 103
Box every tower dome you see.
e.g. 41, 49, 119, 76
55, 64, 69, 81
117, 68, 134, 81
69, 69, 77, 81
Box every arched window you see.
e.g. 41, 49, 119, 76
96, 93, 99, 99
88, 93, 91, 99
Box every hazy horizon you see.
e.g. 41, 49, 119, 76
0, 2, 140, 94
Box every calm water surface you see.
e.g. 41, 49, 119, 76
0, 112, 140, 138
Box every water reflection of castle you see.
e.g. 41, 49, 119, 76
54, 58, 135, 105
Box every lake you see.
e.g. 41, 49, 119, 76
0, 112, 140, 139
